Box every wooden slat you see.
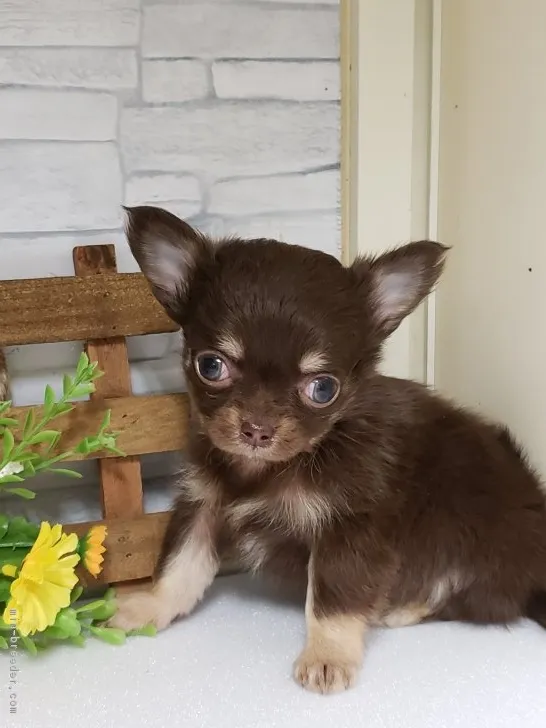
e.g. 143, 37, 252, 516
68, 512, 170, 585
9, 393, 189, 460
67, 513, 242, 587
74, 245, 145, 526
0, 272, 177, 346
0, 348, 9, 401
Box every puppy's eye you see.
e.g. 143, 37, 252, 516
301, 375, 340, 407
195, 353, 231, 385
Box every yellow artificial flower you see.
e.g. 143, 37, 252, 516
1, 564, 17, 578
81, 525, 107, 577
3, 522, 80, 636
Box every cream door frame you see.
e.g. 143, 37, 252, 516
341, 0, 441, 384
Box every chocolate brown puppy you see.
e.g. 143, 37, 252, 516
110, 206, 546, 694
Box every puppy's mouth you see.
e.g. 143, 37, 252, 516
213, 433, 295, 464
204, 409, 308, 464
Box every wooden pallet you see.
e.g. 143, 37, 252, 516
0, 244, 185, 587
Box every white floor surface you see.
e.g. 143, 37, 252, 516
4, 574, 546, 728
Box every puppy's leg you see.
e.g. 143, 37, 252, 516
294, 554, 368, 694
109, 496, 219, 631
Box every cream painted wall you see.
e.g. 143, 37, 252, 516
348, 0, 433, 382
435, 0, 546, 474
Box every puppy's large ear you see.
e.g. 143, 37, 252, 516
124, 205, 212, 322
352, 241, 448, 336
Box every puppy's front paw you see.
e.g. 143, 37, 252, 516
294, 650, 358, 694
108, 591, 173, 632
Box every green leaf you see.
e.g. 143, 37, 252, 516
5, 488, 36, 500
104, 588, 116, 601
62, 374, 72, 398
48, 468, 82, 479
69, 634, 86, 648
21, 635, 38, 655
99, 410, 111, 433
0, 575, 13, 602
106, 446, 125, 457
23, 409, 35, 438
22, 461, 36, 477
54, 403, 74, 416
2, 427, 15, 462
75, 439, 91, 454
89, 626, 126, 646
14, 452, 40, 463
0, 549, 30, 569
41, 626, 70, 640
0, 514, 8, 540
2, 516, 40, 545
34, 451, 75, 470
0, 636, 8, 649
70, 585, 84, 604
44, 432, 61, 455
28, 430, 60, 446
0, 474, 25, 484
43, 384, 56, 414
88, 601, 116, 622
71, 383, 95, 399
54, 609, 82, 638
0, 418, 18, 427
128, 624, 157, 638
0, 401, 12, 415
76, 353, 89, 377
76, 599, 107, 615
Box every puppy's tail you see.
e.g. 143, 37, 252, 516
0, 348, 9, 401
526, 591, 546, 629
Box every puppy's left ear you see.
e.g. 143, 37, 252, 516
352, 241, 449, 335
124, 205, 213, 323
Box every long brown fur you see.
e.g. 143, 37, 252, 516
110, 206, 546, 694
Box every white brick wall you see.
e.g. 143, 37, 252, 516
0, 0, 340, 506
142, 4, 338, 59
121, 102, 339, 176
0, 90, 118, 140
142, 60, 210, 103
213, 61, 340, 101
0, 49, 138, 90
0, 0, 140, 47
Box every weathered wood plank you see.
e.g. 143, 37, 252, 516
73, 245, 144, 523
68, 513, 242, 586
9, 393, 190, 460
0, 272, 177, 346
68, 512, 170, 585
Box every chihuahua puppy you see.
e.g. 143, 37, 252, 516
110, 206, 546, 694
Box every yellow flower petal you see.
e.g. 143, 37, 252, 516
33, 522, 51, 550
81, 525, 107, 578
1, 564, 17, 578
6, 521, 80, 635
52, 532, 78, 558
3, 600, 18, 627
50, 523, 63, 542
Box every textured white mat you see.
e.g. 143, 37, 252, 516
5, 574, 546, 728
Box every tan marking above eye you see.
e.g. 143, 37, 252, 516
216, 334, 244, 361
299, 351, 329, 374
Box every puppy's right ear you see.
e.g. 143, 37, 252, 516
124, 206, 212, 322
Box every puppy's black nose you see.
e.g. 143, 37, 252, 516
240, 420, 274, 448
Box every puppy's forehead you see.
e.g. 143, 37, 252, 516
213, 239, 352, 314
186, 239, 361, 368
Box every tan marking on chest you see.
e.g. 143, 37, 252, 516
237, 534, 269, 573
226, 486, 332, 536
179, 465, 221, 508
